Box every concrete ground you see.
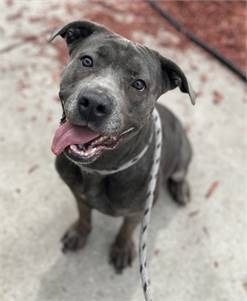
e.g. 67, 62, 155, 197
0, 1, 246, 301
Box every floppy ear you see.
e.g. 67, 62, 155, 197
159, 55, 196, 105
49, 20, 107, 54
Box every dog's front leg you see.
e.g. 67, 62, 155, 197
110, 215, 141, 273
55, 154, 92, 253
61, 200, 92, 253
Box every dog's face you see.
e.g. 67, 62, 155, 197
50, 21, 195, 165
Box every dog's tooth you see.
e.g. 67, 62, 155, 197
71, 144, 77, 151
91, 136, 104, 147
110, 135, 117, 141
100, 136, 107, 142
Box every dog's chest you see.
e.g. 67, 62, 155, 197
81, 170, 148, 216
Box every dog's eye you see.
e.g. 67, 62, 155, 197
131, 79, 146, 91
81, 56, 93, 67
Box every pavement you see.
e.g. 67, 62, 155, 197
0, 1, 246, 301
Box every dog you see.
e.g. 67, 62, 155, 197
50, 20, 195, 274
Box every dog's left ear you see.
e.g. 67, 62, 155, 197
158, 55, 196, 105
48, 20, 108, 54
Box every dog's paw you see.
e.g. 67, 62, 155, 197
109, 240, 136, 274
61, 225, 89, 253
167, 178, 191, 206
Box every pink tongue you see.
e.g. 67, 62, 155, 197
51, 121, 99, 156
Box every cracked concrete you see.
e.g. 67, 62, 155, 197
0, 1, 246, 301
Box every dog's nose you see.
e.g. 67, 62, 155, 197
78, 92, 113, 122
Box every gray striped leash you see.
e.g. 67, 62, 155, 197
80, 107, 162, 301
139, 107, 162, 301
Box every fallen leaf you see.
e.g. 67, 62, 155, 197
30, 116, 37, 122
213, 90, 224, 104
213, 261, 219, 268
47, 115, 53, 122
15, 188, 21, 194
205, 181, 219, 199
154, 249, 160, 256
202, 226, 209, 236
16, 106, 26, 112
188, 210, 200, 218
28, 164, 39, 174
200, 74, 208, 83
243, 281, 247, 294
196, 91, 203, 97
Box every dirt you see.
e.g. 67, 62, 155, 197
3, 0, 246, 72
159, 1, 247, 70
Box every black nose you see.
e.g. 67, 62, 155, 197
78, 92, 113, 123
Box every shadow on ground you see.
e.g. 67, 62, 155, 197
36, 188, 179, 301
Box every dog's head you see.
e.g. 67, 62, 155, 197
50, 21, 195, 165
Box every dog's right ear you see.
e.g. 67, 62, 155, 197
49, 20, 107, 54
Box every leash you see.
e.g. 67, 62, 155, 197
139, 107, 162, 301
76, 107, 162, 300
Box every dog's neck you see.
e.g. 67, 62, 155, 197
78, 112, 155, 175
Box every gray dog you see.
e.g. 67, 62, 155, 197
50, 20, 195, 273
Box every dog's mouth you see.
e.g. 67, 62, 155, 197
51, 120, 134, 161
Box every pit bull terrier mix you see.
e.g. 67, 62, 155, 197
50, 20, 195, 273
